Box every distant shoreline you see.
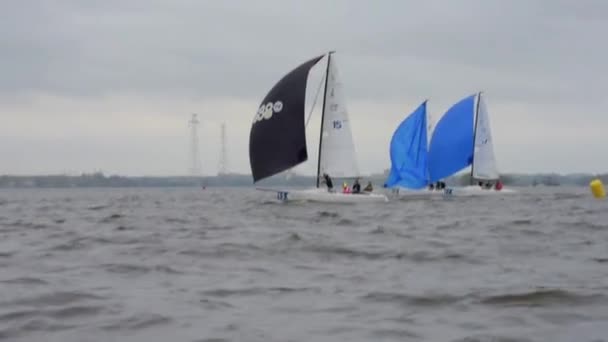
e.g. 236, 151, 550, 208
0, 172, 603, 188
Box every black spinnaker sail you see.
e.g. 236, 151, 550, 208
249, 54, 324, 182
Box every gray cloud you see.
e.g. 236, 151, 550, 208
1, 0, 607, 175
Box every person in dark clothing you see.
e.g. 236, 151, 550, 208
322, 173, 334, 192
352, 178, 361, 194
363, 181, 373, 192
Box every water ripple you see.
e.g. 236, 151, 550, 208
479, 289, 607, 307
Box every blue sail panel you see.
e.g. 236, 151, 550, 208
428, 94, 476, 182
385, 101, 428, 189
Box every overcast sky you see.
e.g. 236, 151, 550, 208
1, 0, 607, 176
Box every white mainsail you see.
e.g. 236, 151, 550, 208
318, 54, 359, 178
472, 93, 499, 180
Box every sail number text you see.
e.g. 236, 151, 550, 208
253, 101, 283, 123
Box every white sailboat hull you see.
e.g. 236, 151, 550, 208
387, 185, 516, 200
257, 187, 389, 203
388, 188, 445, 200
451, 185, 517, 196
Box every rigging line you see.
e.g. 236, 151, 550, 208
305, 72, 326, 128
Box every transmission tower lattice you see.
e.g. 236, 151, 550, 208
218, 123, 228, 175
188, 114, 202, 177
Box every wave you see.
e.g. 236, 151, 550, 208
164, 217, 190, 224
362, 288, 607, 309
317, 211, 340, 218
100, 313, 172, 331
4, 220, 48, 230
510, 219, 533, 226
201, 286, 320, 298
553, 193, 586, 200
200, 224, 238, 231
285, 232, 302, 241
395, 249, 480, 264
336, 218, 356, 226
369, 328, 421, 339
451, 335, 533, 342
87, 204, 110, 210
47, 305, 104, 319
303, 245, 391, 260
0, 319, 77, 340
0, 251, 14, 258
0, 277, 48, 285
570, 220, 608, 230
7, 291, 105, 307
369, 226, 385, 234
0, 309, 37, 322
297, 241, 479, 263
49, 239, 88, 251
178, 242, 263, 258
479, 289, 607, 307
102, 263, 183, 275
199, 298, 234, 310
50, 236, 140, 251
100, 213, 123, 223
362, 291, 463, 307
0, 305, 105, 323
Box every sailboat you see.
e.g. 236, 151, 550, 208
249, 52, 388, 203
427, 92, 514, 196
384, 100, 445, 199
462, 92, 515, 194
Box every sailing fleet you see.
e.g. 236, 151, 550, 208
387, 92, 513, 199
249, 52, 512, 203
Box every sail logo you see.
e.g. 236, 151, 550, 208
253, 101, 283, 123
332, 120, 342, 129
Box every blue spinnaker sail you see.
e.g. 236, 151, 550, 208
385, 101, 428, 189
428, 94, 476, 183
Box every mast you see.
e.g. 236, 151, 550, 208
423, 99, 431, 185
425, 100, 432, 149
470, 92, 482, 185
315, 51, 334, 188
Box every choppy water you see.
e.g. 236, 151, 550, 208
1, 187, 607, 342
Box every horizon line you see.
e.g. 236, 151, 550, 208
1, 171, 606, 178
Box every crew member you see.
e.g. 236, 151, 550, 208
352, 178, 361, 194
321, 173, 334, 192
